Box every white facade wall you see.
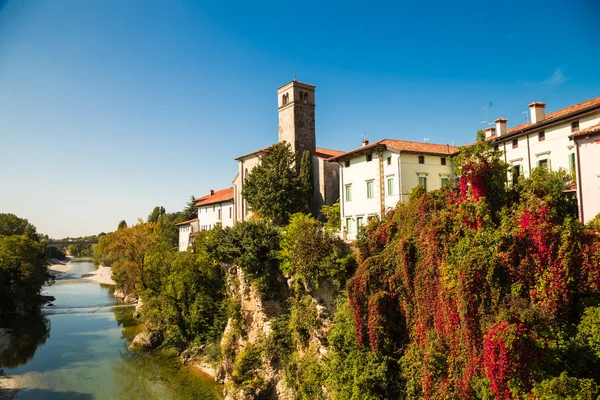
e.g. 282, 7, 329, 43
234, 154, 263, 223
338, 149, 454, 240
178, 219, 199, 252
197, 200, 235, 230
575, 135, 600, 223
498, 112, 600, 181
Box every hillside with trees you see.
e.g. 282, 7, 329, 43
93, 135, 600, 399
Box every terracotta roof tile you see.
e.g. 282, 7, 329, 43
315, 147, 345, 159
572, 121, 600, 137
505, 96, 600, 136
176, 218, 199, 226
195, 187, 234, 207
328, 139, 458, 161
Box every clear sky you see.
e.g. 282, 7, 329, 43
1, 0, 599, 238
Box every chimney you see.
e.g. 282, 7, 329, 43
484, 126, 496, 139
495, 118, 508, 136
362, 138, 369, 147
210, 189, 214, 196
528, 102, 546, 124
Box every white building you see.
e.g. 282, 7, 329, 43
233, 79, 343, 222
570, 121, 600, 223
176, 218, 199, 252
328, 139, 458, 240
195, 187, 235, 230
486, 96, 600, 222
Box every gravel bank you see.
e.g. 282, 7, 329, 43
81, 266, 115, 285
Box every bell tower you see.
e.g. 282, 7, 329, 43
277, 79, 316, 168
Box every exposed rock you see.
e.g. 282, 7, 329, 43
0, 375, 18, 400
114, 289, 125, 300
129, 330, 162, 350
132, 298, 143, 319
123, 294, 137, 304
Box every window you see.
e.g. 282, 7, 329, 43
282, 93, 289, 105
418, 155, 425, 164
571, 120, 580, 133
418, 176, 427, 191
213, 205, 215, 211
244, 168, 249, 180
512, 165, 522, 185
218, 209, 221, 220
344, 160, 350, 168
494, 144, 499, 151
441, 157, 446, 166
538, 159, 549, 170
366, 154, 372, 162
512, 139, 518, 149
366, 181, 374, 198
387, 177, 394, 195
387, 157, 391, 166
345, 218, 352, 233
229, 207, 232, 218
357, 217, 364, 233
441, 177, 448, 187
568, 153, 576, 176
345, 185, 352, 202
538, 131, 545, 141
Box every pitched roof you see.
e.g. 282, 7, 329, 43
195, 187, 234, 207
194, 194, 209, 203
176, 218, 198, 226
316, 147, 345, 159
327, 139, 458, 162
236, 145, 345, 161
572, 121, 600, 138
499, 96, 600, 139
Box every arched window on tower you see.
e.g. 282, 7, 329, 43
303, 92, 309, 104
244, 168, 249, 181
282, 93, 289, 106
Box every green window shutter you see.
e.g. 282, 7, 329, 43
568, 153, 575, 174
548, 158, 552, 171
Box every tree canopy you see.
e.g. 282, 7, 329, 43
242, 142, 307, 225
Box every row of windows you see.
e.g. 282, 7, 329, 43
507, 120, 580, 149
281, 91, 310, 106
344, 155, 447, 168
344, 176, 450, 201
511, 154, 576, 182
200, 206, 233, 218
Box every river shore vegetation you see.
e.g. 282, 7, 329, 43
0, 214, 52, 316
93, 137, 600, 399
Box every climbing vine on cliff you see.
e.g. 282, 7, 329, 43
347, 133, 600, 398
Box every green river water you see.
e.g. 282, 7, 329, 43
0, 259, 223, 400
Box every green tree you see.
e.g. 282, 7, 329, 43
0, 213, 38, 240
118, 220, 127, 230
299, 150, 314, 213
147, 206, 165, 223
242, 142, 305, 225
181, 195, 197, 221
321, 202, 341, 232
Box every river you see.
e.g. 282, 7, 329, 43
0, 259, 223, 400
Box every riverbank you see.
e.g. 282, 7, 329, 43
82, 266, 115, 285
47, 257, 73, 277
0, 328, 17, 400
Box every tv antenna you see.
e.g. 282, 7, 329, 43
481, 102, 494, 125
521, 111, 529, 123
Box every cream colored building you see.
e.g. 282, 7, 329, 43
233, 79, 343, 222
328, 139, 458, 240
176, 218, 199, 252
570, 122, 600, 223
485, 96, 600, 222
195, 187, 235, 230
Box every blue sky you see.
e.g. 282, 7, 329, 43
1, 0, 599, 238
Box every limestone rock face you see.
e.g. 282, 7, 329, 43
129, 331, 162, 350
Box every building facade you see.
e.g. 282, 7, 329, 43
328, 139, 458, 240
232, 79, 342, 222
486, 96, 600, 222
176, 218, 199, 252
195, 187, 235, 230
571, 122, 600, 223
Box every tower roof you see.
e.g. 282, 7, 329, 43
276, 80, 316, 92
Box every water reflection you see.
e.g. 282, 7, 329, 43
0, 315, 50, 369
